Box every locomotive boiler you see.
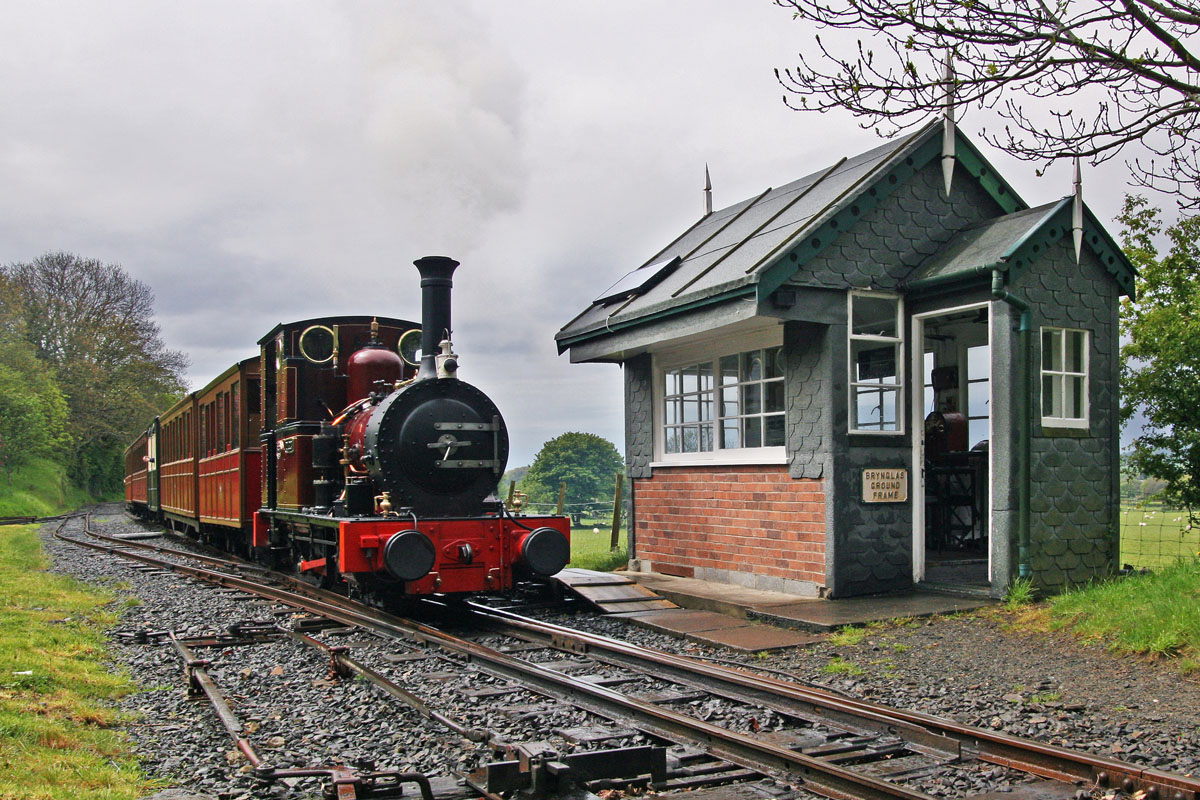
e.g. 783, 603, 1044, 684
126, 256, 570, 603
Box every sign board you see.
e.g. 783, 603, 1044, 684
862, 468, 907, 503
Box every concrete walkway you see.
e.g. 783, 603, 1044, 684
606, 570, 996, 652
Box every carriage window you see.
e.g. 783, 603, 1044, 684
849, 291, 903, 433
231, 382, 240, 450
1041, 327, 1089, 429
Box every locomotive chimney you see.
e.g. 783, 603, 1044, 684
413, 255, 459, 380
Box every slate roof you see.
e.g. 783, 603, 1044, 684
557, 122, 1135, 354
906, 200, 1067, 285
556, 126, 941, 351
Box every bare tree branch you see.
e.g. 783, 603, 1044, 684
775, 0, 1200, 206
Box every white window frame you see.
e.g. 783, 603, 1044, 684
1040, 326, 1089, 430
651, 328, 787, 466
848, 290, 905, 435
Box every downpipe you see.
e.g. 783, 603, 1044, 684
982, 266, 1033, 580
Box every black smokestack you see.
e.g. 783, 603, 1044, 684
413, 255, 459, 380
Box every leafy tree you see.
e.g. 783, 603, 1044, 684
1119, 195, 1200, 516
775, 0, 1200, 206
0, 252, 188, 494
521, 432, 624, 510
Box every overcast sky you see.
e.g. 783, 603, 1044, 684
1, 1, 1145, 467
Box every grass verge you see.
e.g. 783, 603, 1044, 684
1039, 557, 1200, 672
0, 458, 95, 517
0, 524, 155, 799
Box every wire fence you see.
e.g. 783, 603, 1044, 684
1120, 503, 1200, 569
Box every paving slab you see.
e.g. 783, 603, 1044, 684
750, 593, 995, 632
681, 624, 825, 653
621, 609, 750, 634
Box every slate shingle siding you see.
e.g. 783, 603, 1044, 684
624, 354, 654, 480
796, 162, 1003, 290
785, 321, 830, 480
1016, 239, 1120, 591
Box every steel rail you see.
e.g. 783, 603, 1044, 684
59, 515, 1200, 800
55, 522, 938, 800
464, 604, 1200, 800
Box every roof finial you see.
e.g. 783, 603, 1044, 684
704, 163, 713, 216
941, 49, 956, 198
1072, 157, 1083, 264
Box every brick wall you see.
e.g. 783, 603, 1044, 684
634, 464, 826, 594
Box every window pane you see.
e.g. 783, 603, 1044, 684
699, 423, 713, 452
721, 387, 738, 417
742, 350, 763, 381
765, 381, 785, 413
743, 383, 761, 415
683, 398, 699, 423
698, 362, 714, 392
700, 398, 713, 422
665, 398, 678, 425
1067, 331, 1085, 373
968, 381, 989, 418
967, 344, 990, 381
1068, 375, 1085, 419
682, 426, 699, 453
1043, 375, 1060, 417
968, 418, 988, 449
852, 295, 897, 337
664, 370, 679, 396
852, 340, 898, 384
765, 346, 784, 379
665, 428, 680, 454
721, 421, 740, 449
764, 415, 785, 446
682, 366, 698, 393
744, 417, 762, 448
719, 355, 738, 384
1042, 330, 1061, 371
854, 387, 899, 430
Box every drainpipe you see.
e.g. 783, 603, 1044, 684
981, 266, 1033, 579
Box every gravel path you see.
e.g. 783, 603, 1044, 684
42, 507, 1200, 800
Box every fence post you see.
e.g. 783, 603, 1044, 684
557, 482, 565, 516
610, 473, 623, 551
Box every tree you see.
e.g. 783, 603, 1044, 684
0, 253, 188, 493
774, 0, 1200, 206
521, 433, 624, 512
1118, 195, 1200, 516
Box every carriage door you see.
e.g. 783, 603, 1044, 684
912, 303, 991, 588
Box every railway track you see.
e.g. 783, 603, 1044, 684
50, 512, 1200, 800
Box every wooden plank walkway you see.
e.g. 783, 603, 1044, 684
553, 568, 678, 614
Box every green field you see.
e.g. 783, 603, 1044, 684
568, 523, 628, 571
1120, 504, 1200, 568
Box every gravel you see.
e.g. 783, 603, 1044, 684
41, 505, 1200, 800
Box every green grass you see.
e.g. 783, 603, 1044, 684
828, 626, 868, 646
0, 524, 156, 799
1043, 557, 1200, 668
822, 657, 865, 676
0, 458, 94, 518
1120, 504, 1200, 568
1003, 576, 1036, 609
567, 523, 629, 571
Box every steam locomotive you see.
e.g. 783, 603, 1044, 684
124, 257, 571, 602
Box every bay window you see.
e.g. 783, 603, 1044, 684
658, 342, 785, 459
